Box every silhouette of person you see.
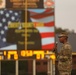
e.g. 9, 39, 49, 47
6, 10, 41, 50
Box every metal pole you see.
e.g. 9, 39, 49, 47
47, 60, 50, 75
53, 63, 55, 75
50, 59, 53, 75
33, 59, 36, 75
16, 60, 18, 75
0, 61, 1, 75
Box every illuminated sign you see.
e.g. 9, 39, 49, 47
0, 50, 55, 60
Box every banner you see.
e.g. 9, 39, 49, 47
0, 0, 55, 51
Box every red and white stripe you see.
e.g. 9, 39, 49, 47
29, 9, 55, 50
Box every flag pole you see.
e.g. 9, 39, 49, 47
16, 60, 18, 75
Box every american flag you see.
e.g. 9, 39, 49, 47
0, 8, 55, 50
0, 9, 21, 50
28, 8, 55, 50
